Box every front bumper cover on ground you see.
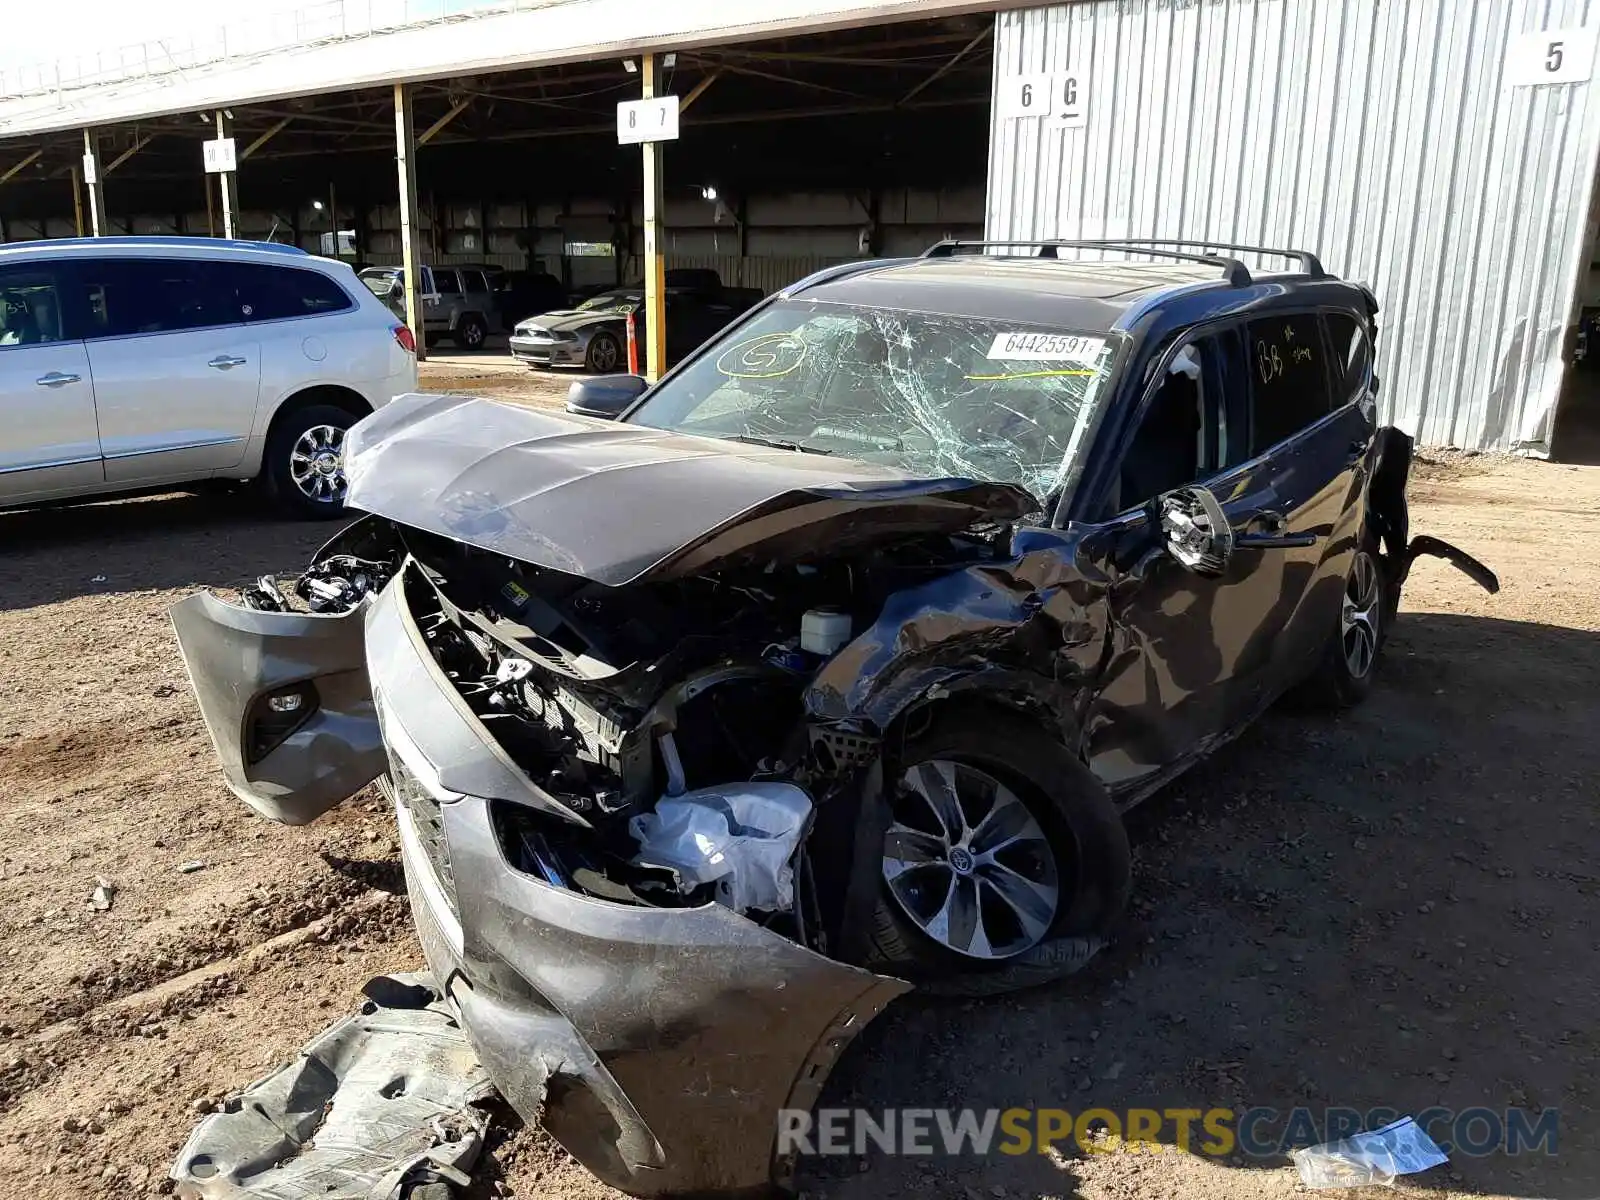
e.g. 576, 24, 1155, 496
364, 570, 912, 1197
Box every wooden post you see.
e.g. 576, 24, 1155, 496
394, 82, 426, 361
71, 164, 85, 236
640, 52, 667, 382
81, 130, 107, 236
215, 112, 238, 238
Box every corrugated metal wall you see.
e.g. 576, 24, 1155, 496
988, 0, 1600, 453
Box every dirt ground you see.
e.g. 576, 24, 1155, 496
1, 366, 1595, 1200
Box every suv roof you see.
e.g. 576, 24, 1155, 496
0, 236, 310, 262
785, 238, 1361, 335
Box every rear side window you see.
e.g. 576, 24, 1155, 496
1245, 314, 1334, 453
214, 262, 354, 322
434, 269, 462, 295
360, 268, 399, 296
1324, 311, 1373, 404
0, 264, 70, 347
75, 258, 237, 338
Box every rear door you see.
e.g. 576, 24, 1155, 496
430, 268, 460, 332
77, 256, 262, 485
1227, 310, 1373, 690
0, 260, 101, 504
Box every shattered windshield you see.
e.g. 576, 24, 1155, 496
627, 299, 1120, 503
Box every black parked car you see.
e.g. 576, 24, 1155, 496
173, 239, 1496, 1199
493, 268, 567, 332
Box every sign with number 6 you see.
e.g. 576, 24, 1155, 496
1505, 27, 1597, 86
998, 70, 1089, 125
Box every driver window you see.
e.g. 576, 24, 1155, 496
1106, 337, 1217, 516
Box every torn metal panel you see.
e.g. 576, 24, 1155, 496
805, 523, 1113, 735
171, 973, 493, 1200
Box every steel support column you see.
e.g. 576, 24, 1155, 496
640, 53, 667, 382
215, 112, 238, 238
394, 82, 427, 361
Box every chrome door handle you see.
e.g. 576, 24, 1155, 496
35, 372, 81, 387
208, 355, 248, 369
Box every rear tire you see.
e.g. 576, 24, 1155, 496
452, 314, 488, 350
862, 708, 1129, 997
1297, 532, 1385, 708
263, 404, 357, 521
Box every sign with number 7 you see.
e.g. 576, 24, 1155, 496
617, 97, 681, 145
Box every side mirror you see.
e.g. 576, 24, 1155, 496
1159, 486, 1234, 576
566, 373, 648, 420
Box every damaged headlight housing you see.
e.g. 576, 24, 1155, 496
245, 682, 320, 764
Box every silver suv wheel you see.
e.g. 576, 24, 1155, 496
1341, 548, 1380, 678
289, 424, 347, 505
881, 759, 1061, 961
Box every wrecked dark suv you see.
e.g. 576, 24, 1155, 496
172, 239, 1496, 1198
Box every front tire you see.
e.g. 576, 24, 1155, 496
263, 404, 356, 521
863, 708, 1130, 996
1298, 534, 1385, 708
585, 331, 622, 374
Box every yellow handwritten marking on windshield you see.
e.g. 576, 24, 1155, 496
716, 333, 807, 379
963, 369, 1098, 381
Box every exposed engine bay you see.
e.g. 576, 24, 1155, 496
251, 514, 1002, 953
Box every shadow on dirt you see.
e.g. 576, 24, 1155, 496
321, 851, 406, 896
0, 489, 340, 611
808, 611, 1599, 1199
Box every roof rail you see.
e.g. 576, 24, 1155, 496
921, 238, 1254, 287
1087, 237, 1327, 278
0, 235, 308, 256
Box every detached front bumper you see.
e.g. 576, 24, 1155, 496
363, 575, 909, 1197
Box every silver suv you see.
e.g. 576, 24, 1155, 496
359, 264, 498, 350
0, 237, 417, 519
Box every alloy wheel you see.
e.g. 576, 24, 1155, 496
589, 336, 619, 373
288, 424, 347, 505
1341, 549, 1380, 678
882, 759, 1061, 961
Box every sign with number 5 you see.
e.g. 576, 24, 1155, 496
1505, 27, 1597, 86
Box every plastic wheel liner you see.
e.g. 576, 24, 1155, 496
363, 566, 911, 1197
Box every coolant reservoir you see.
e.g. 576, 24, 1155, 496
800, 608, 852, 656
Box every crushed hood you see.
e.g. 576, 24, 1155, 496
345, 393, 1036, 586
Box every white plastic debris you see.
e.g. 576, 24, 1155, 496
88, 877, 116, 912
1292, 1116, 1449, 1188
629, 782, 812, 913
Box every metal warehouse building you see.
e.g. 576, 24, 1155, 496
2, 0, 1598, 454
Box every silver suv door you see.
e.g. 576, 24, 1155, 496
76, 256, 262, 486
0, 260, 101, 505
